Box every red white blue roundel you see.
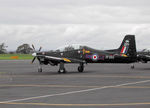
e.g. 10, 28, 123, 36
92, 54, 98, 61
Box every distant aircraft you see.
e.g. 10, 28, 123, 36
31, 35, 137, 73
137, 49, 150, 63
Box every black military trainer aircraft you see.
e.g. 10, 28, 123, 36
31, 35, 137, 73
137, 49, 150, 63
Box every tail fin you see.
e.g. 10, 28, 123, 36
118, 35, 137, 58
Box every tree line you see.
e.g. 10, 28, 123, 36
0, 43, 33, 54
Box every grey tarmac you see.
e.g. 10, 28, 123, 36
0, 60, 150, 108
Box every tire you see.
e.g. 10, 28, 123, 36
78, 66, 84, 72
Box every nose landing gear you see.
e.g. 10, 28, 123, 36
38, 64, 42, 72
58, 62, 66, 73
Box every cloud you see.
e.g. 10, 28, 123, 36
0, 0, 150, 24
1, 24, 150, 51
0, 0, 150, 51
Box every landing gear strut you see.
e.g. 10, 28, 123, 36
78, 63, 84, 72
58, 62, 66, 73
38, 64, 42, 72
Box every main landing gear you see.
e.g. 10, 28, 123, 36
58, 62, 85, 73
78, 63, 84, 72
58, 62, 66, 73
131, 64, 135, 69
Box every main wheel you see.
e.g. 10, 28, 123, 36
78, 66, 84, 72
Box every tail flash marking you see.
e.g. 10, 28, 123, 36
121, 46, 129, 54
120, 40, 129, 54
121, 46, 125, 54
124, 46, 129, 54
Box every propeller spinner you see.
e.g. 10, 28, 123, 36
31, 44, 42, 64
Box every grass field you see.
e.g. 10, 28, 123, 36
0, 54, 33, 60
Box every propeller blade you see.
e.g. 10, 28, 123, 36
39, 46, 42, 52
31, 57, 36, 64
32, 44, 35, 51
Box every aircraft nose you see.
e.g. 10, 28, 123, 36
32, 53, 37, 57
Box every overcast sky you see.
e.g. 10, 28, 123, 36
0, 0, 150, 51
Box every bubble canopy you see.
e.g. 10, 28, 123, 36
56, 44, 85, 52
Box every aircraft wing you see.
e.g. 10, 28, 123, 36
37, 55, 84, 63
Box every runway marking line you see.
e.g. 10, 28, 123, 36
0, 84, 150, 89
1, 102, 150, 106
0, 80, 150, 104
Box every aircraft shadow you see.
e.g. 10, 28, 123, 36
14, 70, 93, 76
135, 68, 150, 70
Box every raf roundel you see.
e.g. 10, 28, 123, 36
92, 54, 98, 61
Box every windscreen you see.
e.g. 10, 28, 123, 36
56, 44, 84, 52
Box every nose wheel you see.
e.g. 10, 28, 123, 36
58, 68, 66, 73
58, 62, 66, 73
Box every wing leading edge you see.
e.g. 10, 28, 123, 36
37, 55, 84, 63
